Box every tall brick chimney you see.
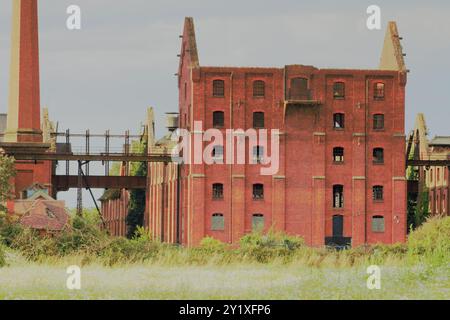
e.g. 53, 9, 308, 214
4, 0, 43, 143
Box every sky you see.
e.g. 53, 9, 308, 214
1, 0, 450, 207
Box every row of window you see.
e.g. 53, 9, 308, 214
213, 111, 265, 128
332, 214, 385, 235
334, 113, 385, 130
212, 213, 264, 231
211, 213, 386, 233
212, 183, 385, 205
213, 183, 264, 200
211, 79, 386, 100
211, 145, 264, 164
333, 185, 384, 209
333, 82, 385, 100
213, 111, 386, 131
333, 147, 385, 164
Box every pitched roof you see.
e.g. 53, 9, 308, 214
20, 200, 70, 231
379, 21, 407, 72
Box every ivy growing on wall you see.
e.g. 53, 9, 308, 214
126, 138, 148, 239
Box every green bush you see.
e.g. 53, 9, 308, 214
407, 216, 450, 266
0, 242, 6, 267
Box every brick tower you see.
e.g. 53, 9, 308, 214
1, 0, 52, 205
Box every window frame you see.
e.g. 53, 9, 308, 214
252, 183, 264, 200
211, 213, 225, 231
374, 82, 385, 100
333, 185, 344, 209
212, 183, 224, 200
253, 112, 265, 129
252, 214, 265, 232
333, 82, 345, 99
373, 185, 384, 201
373, 114, 385, 130
373, 148, 385, 164
253, 80, 266, 98
213, 79, 225, 97
333, 147, 345, 163
213, 111, 225, 128
333, 113, 345, 129
372, 215, 385, 233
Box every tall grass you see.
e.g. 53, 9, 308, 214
0, 214, 449, 269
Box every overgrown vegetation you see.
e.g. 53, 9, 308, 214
0, 155, 16, 212
0, 212, 449, 269
126, 139, 148, 238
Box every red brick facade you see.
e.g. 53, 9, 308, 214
148, 18, 408, 247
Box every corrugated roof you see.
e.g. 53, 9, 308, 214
429, 136, 450, 146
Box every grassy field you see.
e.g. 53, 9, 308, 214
1, 216, 449, 300
0, 250, 448, 300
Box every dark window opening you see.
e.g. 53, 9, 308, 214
253, 80, 265, 98
373, 186, 384, 201
213, 80, 225, 97
333, 185, 344, 208
213, 111, 225, 128
333, 82, 345, 99
212, 213, 225, 231
253, 112, 265, 128
332, 215, 344, 237
334, 113, 345, 129
373, 114, 385, 130
212, 146, 224, 162
373, 148, 384, 164
253, 184, 264, 200
374, 82, 385, 100
213, 183, 224, 199
333, 147, 344, 163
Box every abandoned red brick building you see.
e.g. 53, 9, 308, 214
146, 18, 408, 247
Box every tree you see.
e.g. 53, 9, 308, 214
0, 155, 16, 213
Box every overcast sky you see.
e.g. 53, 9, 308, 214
1, 0, 450, 207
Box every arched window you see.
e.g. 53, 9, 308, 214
373, 185, 384, 201
373, 148, 384, 164
253, 112, 265, 128
333, 113, 345, 129
333, 147, 344, 163
253, 80, 265, 98
252, 214, 265, 231
253, 184, 264, 200
333, 185, 344, 208
212, 183, 224, 199
372, 216, 385, 233
212, 213, 225, 231
213, 111, 224, 128
333, 82, 345, 99
373, 114, 385, 130
290, 77, 309, 100
213, 80, 225, 97
374, 82, 385, 100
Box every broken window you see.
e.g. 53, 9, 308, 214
333, 113, 345, 129
253, 184, 264, 200
213, 111, 224, 128
253, 146, 264, 164
212, 183, 224, 199
372, 216, 385, 233
373, 185, 384, 201
213, 80, 225, 97
333, 185, 344, 208
252, 214, 265, 231
373, 148, 384, 164
253, 112, 265, 128
333, 82, 345, 99
253, 80, 265, 98
373, 114, 385, 130
212, 146, 224, 162
212, 213, 225, 231
333, 147, 344, 163
374, 82, 385, 100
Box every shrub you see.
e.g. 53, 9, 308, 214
0, 242, 6, 267
407, 216, 450, 266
